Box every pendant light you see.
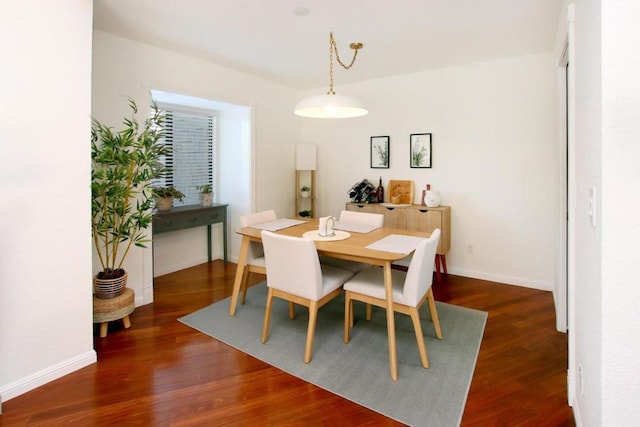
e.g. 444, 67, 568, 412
294, 32, 368, 119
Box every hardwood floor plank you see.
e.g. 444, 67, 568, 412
0, 261, 573, 426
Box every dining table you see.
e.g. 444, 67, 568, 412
228, 217, 432, 381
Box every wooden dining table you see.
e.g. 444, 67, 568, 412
228, 218, 431, 381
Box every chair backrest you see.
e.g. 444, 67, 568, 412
403, 229, 441, 306
240, 209, 277, 227
261, 231, 324, 300
339, 210, 384, 228
240, 210, 277, 262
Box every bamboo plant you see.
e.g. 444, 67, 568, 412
91, 98, 168, 279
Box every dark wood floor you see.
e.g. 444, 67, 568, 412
1, 261, 574, 426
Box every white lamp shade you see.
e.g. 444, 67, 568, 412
294, 94, 368, 119
296, 144, 317, 170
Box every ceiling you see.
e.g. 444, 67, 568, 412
93, 0, 563, 90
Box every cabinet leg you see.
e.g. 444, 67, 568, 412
434, 255, 447, 281
440, 254, 448, 274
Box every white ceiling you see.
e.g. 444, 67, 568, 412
93, 0, 563, 90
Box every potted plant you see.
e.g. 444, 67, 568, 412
91, 98, 168, 298
152, 186, 185, 211
298, 210, 312, 218
300, 185, 311, 198
196, 183, 213, 206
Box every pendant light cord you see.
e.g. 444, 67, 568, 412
327, 32, 363, 95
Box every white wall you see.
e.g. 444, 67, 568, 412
0, 0, 96, 401
600, 1, 640, 422
571, 0, 640, 425
92, 31, 302, 302
92, 30, 560, 296
300, 53, 559, 290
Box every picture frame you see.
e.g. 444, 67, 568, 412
410, 133, 432, 168
370, 136, 390, 168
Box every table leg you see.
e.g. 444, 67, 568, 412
383, 261, 398, 381
229, 236, 250, 316
207, 224, 212, 262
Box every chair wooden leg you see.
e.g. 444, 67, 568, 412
240, 268, 249, 304
409, 308, 429, 368
349, 298, 355, 328
261, 288, 274, 343
440, 254, 448, 274
426, 288, 442, 339
288, 302, 296, 319
344, 292, 352, 343
304, 302, 319, 363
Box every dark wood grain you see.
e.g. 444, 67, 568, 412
0, 261, 574, 426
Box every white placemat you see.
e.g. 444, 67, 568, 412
251, 218, 306, 231
302, 230, 351, 241
334, 221, 380, 234
365, 234, 426, 254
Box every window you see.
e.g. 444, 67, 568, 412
154, 104, 218, 206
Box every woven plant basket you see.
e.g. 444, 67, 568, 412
94, 272, 128, 299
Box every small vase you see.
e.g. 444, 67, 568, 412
424, 184, 441, 207
156, 196, 173, 211
300, 190, 310, 198
199, 192, 213, 206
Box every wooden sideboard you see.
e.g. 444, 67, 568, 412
153, 203, 228, 264
345, 202, 451, 276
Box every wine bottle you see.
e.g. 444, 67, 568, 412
376, 177, 384, 203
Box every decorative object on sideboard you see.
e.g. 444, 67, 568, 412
91, 98, 168, 298
300, 185, 311, 198
376, 176, 385, 203
387, 180, 414, 204
371, 136, 390, 168
197, 183, 213, 206
348, 179, 377, 203
294, 32, 368, 119
422, 184, 441, 207
152, 186, 185, 211
410, 133, 432, 168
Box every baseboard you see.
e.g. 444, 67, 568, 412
0, 350, 97, 402
447, 266, 553, 291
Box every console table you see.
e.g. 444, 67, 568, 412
152, 203, 228, 264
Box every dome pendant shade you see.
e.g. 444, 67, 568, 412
294, 94, 368, 119
294, 32, 368, 119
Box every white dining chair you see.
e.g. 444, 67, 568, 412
260, 230, 355, 363
320, 210, 384, 273
343, 229, 442, 369
239, 209, 277, 304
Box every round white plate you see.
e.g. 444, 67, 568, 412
302, 230, 351, 241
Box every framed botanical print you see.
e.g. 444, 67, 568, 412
371, 136, 390, 168
410, 133, 432, 168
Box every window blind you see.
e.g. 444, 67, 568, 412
154, 104, 218, 206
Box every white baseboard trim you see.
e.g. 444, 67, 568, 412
447, 266, 553, 291
0, 350, 97, 402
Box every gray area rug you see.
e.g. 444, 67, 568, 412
179, 283, 487, 426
